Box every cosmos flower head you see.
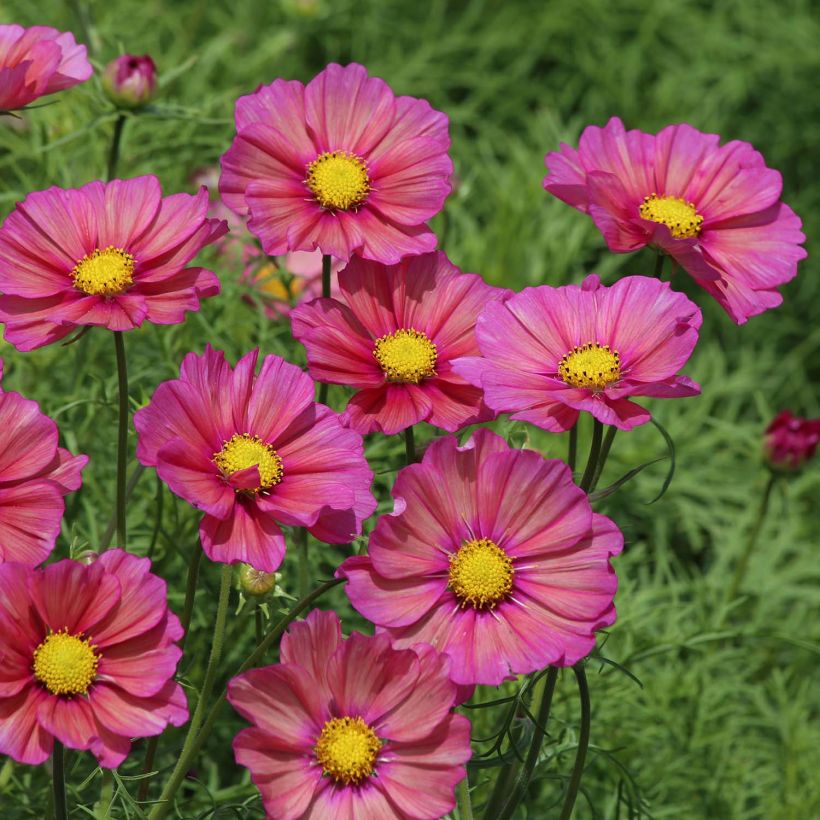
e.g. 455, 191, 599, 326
544, 117, 806, 324
220, 62, 453, 264
763, 410, 820, 471
228, 609, 472, 819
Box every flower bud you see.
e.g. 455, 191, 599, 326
763, 410, 820, 471
238, 564, 279, 598
102, 54, 157, 109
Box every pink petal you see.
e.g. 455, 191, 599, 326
0, 685, 52, 764
0, 480, 64, 566
200, 501, 286, 572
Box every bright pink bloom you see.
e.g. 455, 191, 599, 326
0, 176, 227, 351
453, 274, 701, 432
102, 54, 157, 108
0, 360, 87, 566
339, 430, 623, 686
292, 251, 507, 435
0, 24, 91, 111
0, 550, 187, 767
220, 62, 452, 264
544, 117, 806, 324
764, 410, 820, 471
228, 610, 471, 819
134, 346, 376, 572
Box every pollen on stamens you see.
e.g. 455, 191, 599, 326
71, 246, 135, 296
639, 193, 703, 239
214, 433, 284, 493
305, 150, 371, 211
314, 716, 381, 785
448, 537, 514, 609
558, 342, 621, 391
373, 328, 437, 384
32, 629, 100, 696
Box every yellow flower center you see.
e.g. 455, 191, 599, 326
305, 151, 371, 211
639, 193, 703, 239
32, 630, 99, 696
314, 716, 381, 785
213, 433, 284, 493
558, 343, 621, 391
71, 246, 135, 296
373, 329, 437, 384
448, 538, 514, 609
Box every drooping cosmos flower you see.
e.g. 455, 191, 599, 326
220, 62, 453, 264
292, 251, 507, 435
228, 610, 471, 819
135, 346, 376, 572
453, 274, 701, 432
0, 24, 92, 111
339, 430, 623, 686
0, 359, 87, 565
101, 53, 157, 109
763, 410, 820, 471
0, 550, 187, 767
544, 117, 807, 323
0, 176, 227, 351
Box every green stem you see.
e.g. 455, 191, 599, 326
113, 331, 129, 548
317, 254, 333, 406
405, 425, 416, 465
148, 577, 343, 820
179, 544, 203, 649
147, 472, 164, 559
456, 775, 474, 820
100, 464, 145, 549
52, 741, 67, 820
558, 663, 591, 820
150, 564, 232, 819
496, 667, 560, 820
589, 425, 617, 493
107, 114, 126, 181
255, 607, 264, 643
653, 252, 665, 280
94, 769, 113, 818
579, 419, 603, 493
567, 423, 578, 474
727, 473, 777, 600
297, 527, 310, 600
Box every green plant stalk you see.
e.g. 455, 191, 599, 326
579, 419, 604, 493
150, 564, 232, 820
567, 423, 578, 474
589, 425, 617, 493
52, 741, 67, 820
100, 464, 145, 549
148, 577, 343, 820
405, 424, 416, 464
107, 114, 126, 181
113, 331, 129, 548
653, 252, 665, 279
297, 527, 310, 599
558, 663, 591, 820
94, 770, 113, 818
317, 254, 332, 406
456, 774, 474, 820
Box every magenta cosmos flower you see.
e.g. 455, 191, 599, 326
0, 358, 87, 566
220, 62, 452, 264
0, 24, 92, 111
0, 176, 227, 351
339, 430, 623, 686
228, 609, 471, 819
0, 550, 187, 767
453, 274, 701, 432
764, 410, 820, 471
102, 53, 157, 109
135, 346, 376, 572
292, 251, 507, 435
544, 117, 806, 324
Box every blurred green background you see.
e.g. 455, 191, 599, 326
0, 0, 818, 817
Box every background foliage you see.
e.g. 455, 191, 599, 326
0, 0, 818, 817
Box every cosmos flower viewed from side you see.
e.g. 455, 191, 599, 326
544, 117, 807, 323
763, 410, 820, 471
0, 24, 92, 111
292, 251, 508, 435
453, 274, 701, 432
0, 176, 227, 351
101, 53, 157, 109
0, 551, 187, 767
339, 430, 623, 686
0, 359, 88, 566
228, 609, 472, 819
135, 346, 376, 572
220, 62, 453, 264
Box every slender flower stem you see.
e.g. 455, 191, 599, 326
317, 254, 333, 406
728, 472, 777, 601
107, 114, 126, 181
151, 564, 232, 819
567, 423, 578, 474
113, 331, 129, 548
558, 663, 591, 820
94, 770, 113, 818
52, 741, 67, 820
255, 607, 264, 643
579, 419, 604, 493
405, 425, 416, 465
148, 577, 343, 820
100, 464, 145, 549
456, 775, 474, 820
297, 527, 310, 599
653, 252, 665, 280
589, 425, 617, 493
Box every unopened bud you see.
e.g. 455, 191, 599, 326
102, 54, 157, 109
238, 564, 279, 597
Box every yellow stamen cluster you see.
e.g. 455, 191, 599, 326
32, 629, 99, 696
448, 538, 514, 609
314, 716, 381, 785
558, 343, 621, 391
373, 329, 437, 384
213, 433, 284, 493
71, 246, 135, 296
305, 151, 371, 211
639, 193, 703, 239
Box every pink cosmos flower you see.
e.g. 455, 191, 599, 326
220, 62, 453, 265
339, 430, 623, 686
764, 410, 820, 471
452, 274, 701, 432
134, 346, 376, 572
0, 176, 227, 351
544, 117, 807, 324
292, 251, 508, 435
228, 609, 471, 819
0, 550, 187, 767
0, 25, 92, 111
0, 360, 88, 565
